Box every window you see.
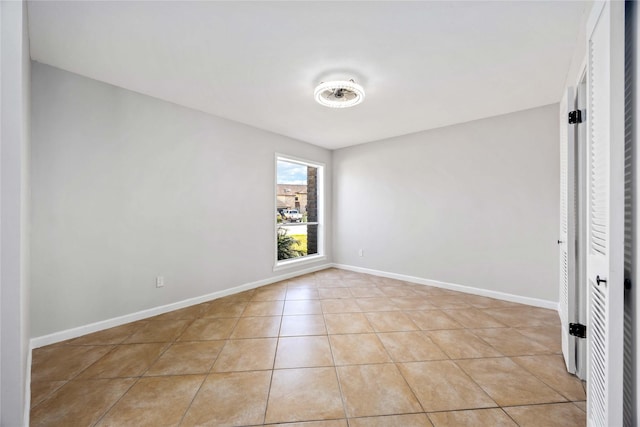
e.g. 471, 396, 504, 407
275, 155, 324, 268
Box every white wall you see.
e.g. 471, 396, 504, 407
333, 104, 559, 302
30, 63, 331, 338
1, 0, 31, 425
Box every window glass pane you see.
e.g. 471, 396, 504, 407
276, 159, 320, 261
277, 224, 318, 260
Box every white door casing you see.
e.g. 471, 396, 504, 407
576, 78, 589, 381
560, 86, 577, 374
585, 1, 625, 426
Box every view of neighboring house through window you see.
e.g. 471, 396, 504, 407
276, 156, 323, 264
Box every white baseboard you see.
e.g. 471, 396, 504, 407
30, 263, 332, 349
332, 263, 559, 311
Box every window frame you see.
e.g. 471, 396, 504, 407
273, 154, 325, 271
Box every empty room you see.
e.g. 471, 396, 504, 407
1, 1, 639, 426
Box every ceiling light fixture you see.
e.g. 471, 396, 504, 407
314, 79, 365, 108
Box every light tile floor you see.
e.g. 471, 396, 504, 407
30, 268, 586, 426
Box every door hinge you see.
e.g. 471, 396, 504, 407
568, 110, 583, 124
569, 323, 586, 339
624, 278, 632, 291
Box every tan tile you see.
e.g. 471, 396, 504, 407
78, 343, 168, 379
265, 367, 344, 423
365, 312, 418, 332
30, 378, 135, 427
378, 331, 447, 362
30, 381, 67, 408
337, 364, 422, 417
231, 316, 281, 338
218, 289, 256, 304
573, 401, 587, 411
321, 298, 363, 313
243, 300, 285, 316
145, 341, 224, 376
405, 310, 463, 330
378, 287, 418, 297
349, 414, 432, 427
504, 402, 587, 427
426, 295, 471, 309
324, 313, 374, 334
342, 271, 377, 288
96, 375, 204, 427
264, 282, 288, 289
483, 307, 559, 328
284, 299, 323, 315
329, 334, 391, 365
275, 336, 334, 368
456, 357, 567, 406
471, 328, 551, 356
68, 323, 140, 345
123, 319, 191, 343
316, 270, 342, 279
149, 303, 209, 321
317, 279, 348, 288
252, 287, 287, 301
512, 355, 586, 401
212, 338, 277, 372
271, 421, 348, 427
31, 345, 113, 381
398, 361, 496, 412
425, 330, 501, 359
349, 287, 386, 298
318, 287, 352, 299
413, 286, 454, 296
288, 277, 318, 289
224, 289, 256, 301
443, 308, 507, 328
389, 297, 435, 310
286, 288, 319, 300
202, 300, 247, 318
178, 317, 238, 341
181, 371, 271, 426
375, 277, 402, 286
280, 314, 327, 336
356, 298, 400, 312
428, 408, 517, 427
517, 326, 562, 353
461, 295, 522, 309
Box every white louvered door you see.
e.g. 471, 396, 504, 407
585, 2, 625, 426
559, 87, 577, 374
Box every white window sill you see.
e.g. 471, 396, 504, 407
273, 254, 327, 272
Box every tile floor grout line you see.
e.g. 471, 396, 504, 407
323, 294, 353, 422
175, 373, 208, 426
448, 358, 501, 409
28, 379, 69, 412
261, 295, 287, 425
89, 375, 140, 427
31, 269, 576, 426
509, 354, 586, 402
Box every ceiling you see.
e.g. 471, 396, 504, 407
27, 1, 589, 150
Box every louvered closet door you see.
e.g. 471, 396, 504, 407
585, 2, 625, 426
559, 87, 577, 374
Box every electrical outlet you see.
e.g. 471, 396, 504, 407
358, 249, 364, 257
156, 276, 164, 288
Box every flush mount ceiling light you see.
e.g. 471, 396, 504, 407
314, 79, 365, 108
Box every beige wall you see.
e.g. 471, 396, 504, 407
333, 104, 560, 303
30, 63, 332, 337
